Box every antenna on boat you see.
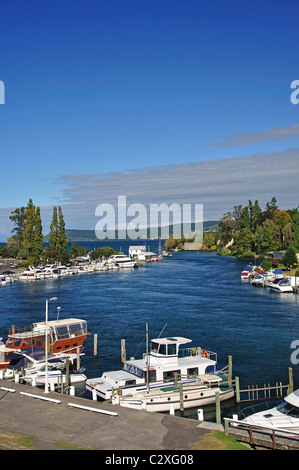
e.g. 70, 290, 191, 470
56, 307, 61, 321
158, 323, 167, 338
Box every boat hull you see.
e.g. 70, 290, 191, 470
115, 384, 235, 413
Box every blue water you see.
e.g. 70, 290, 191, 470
1, 242, 299, 418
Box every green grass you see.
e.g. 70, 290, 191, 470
192, 430, 251, 450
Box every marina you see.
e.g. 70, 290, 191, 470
1, 245, 299, 420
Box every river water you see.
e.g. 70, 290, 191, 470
1, 242, 299, 419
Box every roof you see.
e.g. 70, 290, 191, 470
34, 318, 87, 328
151, 336, 192, 345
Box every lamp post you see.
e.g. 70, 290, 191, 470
45, 297, 57, 393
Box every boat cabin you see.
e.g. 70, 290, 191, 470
5, 318, 89, 354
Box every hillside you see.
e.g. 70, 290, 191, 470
44, 221, 219, 242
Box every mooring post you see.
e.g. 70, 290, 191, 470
215, 392, 221, 424
93, 334, 98, 356
228, 355, 232, 385
179, 383, 184, 413
65, 359, 70, 394
76, 346, 80, 371
235, 376, 240, 403
288, 367, 294, 394
121, 339, 126, 365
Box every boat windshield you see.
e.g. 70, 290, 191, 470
277, 401, 299, 418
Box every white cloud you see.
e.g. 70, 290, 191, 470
1, 148, 298, 240
210, 124, 299, 148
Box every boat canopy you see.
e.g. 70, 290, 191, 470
274, 269, 283, 274
151, 337, 191, 356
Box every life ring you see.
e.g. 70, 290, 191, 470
202, 350, 209, 359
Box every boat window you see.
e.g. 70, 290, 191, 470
13, 339, 22, 347
163, 370, 180, 382
125, 380, 136, 386
168, 343, 177, 355
187, 367, 198, 376
151, 342, 159, 353
55, 326, 69, 339
205, 365, 217, 374
277, 401, 299, 417
69, 324, 83, 335
159, 344, 166, 355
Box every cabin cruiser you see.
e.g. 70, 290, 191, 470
109, 255, 137, 268
242, 389, 299, 433
268, 277, 293, 293
86, 335, 233, 411
4, 318, 89, 357
18, 266, 43, 281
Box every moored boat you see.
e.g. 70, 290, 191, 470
242, 389, 299, 433
4, 317, 89, 357
86, 333, 233, 411
114, 373, 234, 412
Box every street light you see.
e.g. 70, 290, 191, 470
45, 297, 57, 393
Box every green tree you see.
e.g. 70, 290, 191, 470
234, 228, 254, 252
57, 206, 68, 261
49, 206, 58, 258
289, 208, 299, 249
282, 246, 298, 268
32, 206, 43, 261
241, 206, 251, 230
254, 219, 280, 254
9, 205, 27, 250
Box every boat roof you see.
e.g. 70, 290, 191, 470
34, 318, 87, 328
285, 389, 299, 407
151, 336, 192, 345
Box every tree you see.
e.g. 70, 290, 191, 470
32, 206, 43, 261
9, 206, 27, 250
289, 208, 299, 249
47, 206, 68, 262
241, 206, 251, 230
49, 206, 58, 258
282, 246, 298, 268
254, 219, 280, 254
57, 206, 68, 261
234, 228, 254, 253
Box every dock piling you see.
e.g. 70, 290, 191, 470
121, 339, 126, 365
93, 334, 98, 356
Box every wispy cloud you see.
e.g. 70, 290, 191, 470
1, 148, 298, 240
209, 124, 299, 148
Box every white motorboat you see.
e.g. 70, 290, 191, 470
268, 277, 293, 293
19, 266, 42, 281
114, 373, 234, 413
86, 334, 232, 410
4, 349, 86, 386
109, 255, 137, 268
242, 389, 299, 433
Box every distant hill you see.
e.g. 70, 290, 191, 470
44, 221, 219, 242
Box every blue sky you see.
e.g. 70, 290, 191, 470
1, 0, 299, 238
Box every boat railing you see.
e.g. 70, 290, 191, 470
179, 347, 217, 362
7, 325, 38, 337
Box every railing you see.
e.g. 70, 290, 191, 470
224, 417, 299, 450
